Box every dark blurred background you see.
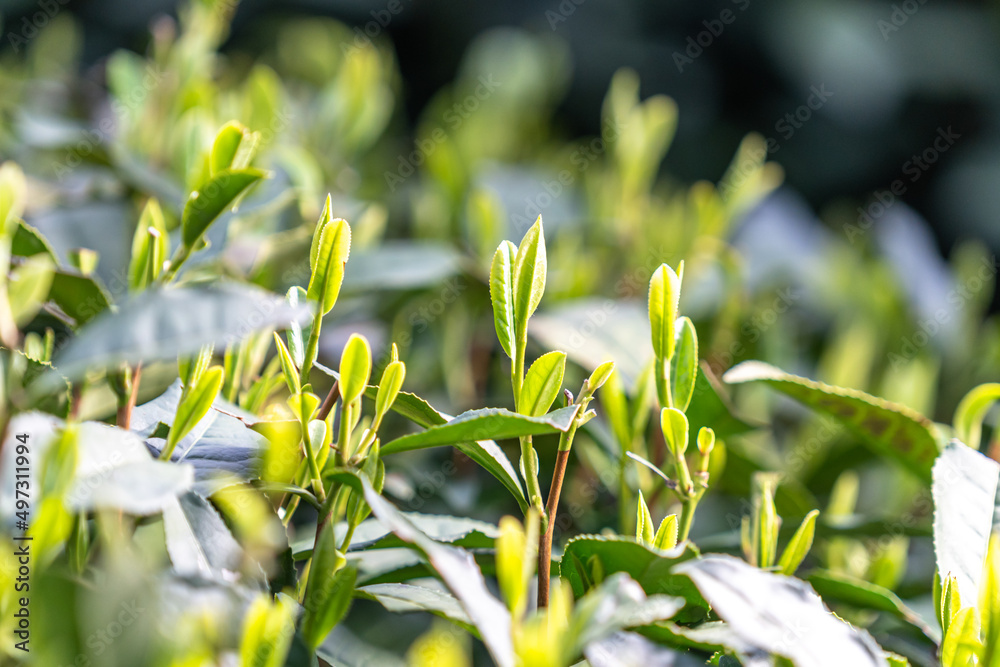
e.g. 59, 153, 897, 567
6, 0, 997, 254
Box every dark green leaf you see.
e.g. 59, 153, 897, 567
724, 361, 941, 480
382, 405, 579, 454
807, 569, 936, 639
41, 284, 310, 386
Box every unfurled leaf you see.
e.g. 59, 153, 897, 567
240, 594, 297, 667
648, 263, 682, 362
954, 382, 1000, 451
302, 521, 355, 649
724, 361, 941, 480
661, 407, 689, 459
519, 351, 567, 417
512, 216, 546, 337
635, 491, 654, 545
653, 514, 679, 551
778, 509, 819, 575
339, 334, 372, 405
182, 168, 265, 248
307, 196, 351, 315
670, 316, 697, 411
490, 240, 517, 359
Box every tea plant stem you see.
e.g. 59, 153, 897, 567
317, 381, 340, 421
538, 424, 578, 607
678, 496, 697, 543
116, 363, 142, 429
302, 314, 323, 380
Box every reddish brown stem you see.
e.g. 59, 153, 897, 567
116, 363, 142, 429
538, 448, 571, 608
316, 381, 340, 421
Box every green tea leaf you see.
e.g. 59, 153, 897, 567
559, 535, 705, 622
777, 509, 818, 575
129, 198, 168, 290
648, 263, 681, 362
355, 584, 475, 634
635, 491, 654, 545
361, 479, 515, 667
302, 521, 356, 649
676, 555, 887, 666
48, 269, 113, 326
653, 514, 679, 551
490, 240, 517, 359
670, 316, 698, 412
661, 407, 689, 459
954, 382, 1000, 451
382, 405, 579, 454
273, 333, 301, 395
941, 607, 981, 667
182, 168, 265, 248
375, 359, 406, 427
518, 350, 566, 417
167, 367, 225, 455
210, 121, 258, 175
11, 220, 56, 259
806, 569, 936, 639
0, 161, 26, 231
240, 594, 297, 667
307, 198, 351, 315
932, 441, 1000, 605
43, 284, 310, 386
339, 334, 372, 405
9, 255, 54, 325
723, 361, 941, 480
511, 216, 546, 338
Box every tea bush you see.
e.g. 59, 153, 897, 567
1, 2, 999, 667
